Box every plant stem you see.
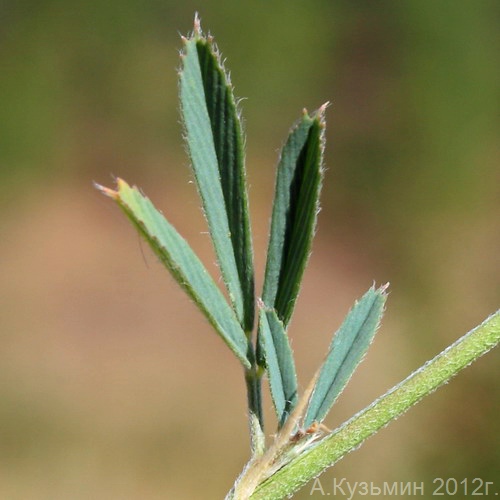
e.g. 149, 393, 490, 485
245, 338, 265, 455
245, 369, 264, 454
249, 310, 500, 499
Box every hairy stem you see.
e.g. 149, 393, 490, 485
249, 310, 500, 499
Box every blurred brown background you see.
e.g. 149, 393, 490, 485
1, 1, 499, 498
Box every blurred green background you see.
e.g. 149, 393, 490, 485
1, 1, 499, 498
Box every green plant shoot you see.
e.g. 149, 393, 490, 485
97, 15, 500, 500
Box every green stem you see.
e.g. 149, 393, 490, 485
245, 338, 265, 455
250, 310, 500, 499
245, 368, 264, 453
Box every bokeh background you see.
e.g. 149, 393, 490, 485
1, 1, 499, 498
